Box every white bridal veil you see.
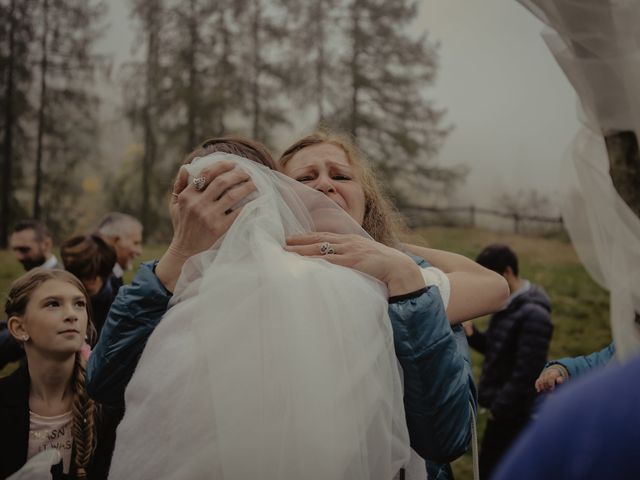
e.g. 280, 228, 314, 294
518, 0, 640, 358
108, 153, 410, 479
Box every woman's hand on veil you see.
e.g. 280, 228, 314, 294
155, 162, 257, 292
285, 233, 425, 298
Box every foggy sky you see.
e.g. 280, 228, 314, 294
98, 0, 582, 211
419, 0, 581, 209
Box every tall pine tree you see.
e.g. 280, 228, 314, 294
293, 0, 463, 202
30, 0, 108, 232
0, 0, 37, 246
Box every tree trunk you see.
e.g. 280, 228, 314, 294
186, 0, 198, 150
33, 0, 50, 219
251, 0, 261, 141
315, 0, 325, 123
216, 9, 231, 135
141, 9, 159, 237
604, 132, 640, 218
1, 0, 17, 247
348, 0, 361, 139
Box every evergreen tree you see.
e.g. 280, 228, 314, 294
0, 0, 36, 246
234, 0, 293, 145
285, 0, 342, 124
158, 0, 222, 151
294, 0, 463, 202
30, 0, 108, 233
122, 0, 167, 236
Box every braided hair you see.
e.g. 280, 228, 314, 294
5, 268, 99, 477
71, 352, 96, 478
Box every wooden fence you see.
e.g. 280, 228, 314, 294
401, 204, 564, 234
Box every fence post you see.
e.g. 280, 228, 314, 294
469, 205, 476, 228
513, 213, 520, 234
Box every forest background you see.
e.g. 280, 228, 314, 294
0, 0, 472, 245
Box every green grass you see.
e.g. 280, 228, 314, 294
1, 228, 610, 479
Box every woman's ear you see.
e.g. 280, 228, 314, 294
7, 315, 28, 342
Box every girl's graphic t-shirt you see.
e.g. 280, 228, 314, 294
28, 411, 73, 474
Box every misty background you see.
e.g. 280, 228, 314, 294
1, 0, 581, 243
99, 0, 580, 199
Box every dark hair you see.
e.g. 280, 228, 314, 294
183, 136, 276, 170
475, 244, 519, 276
12, 219, 51, 242
61, 235, 117, 282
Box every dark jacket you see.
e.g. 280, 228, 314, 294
468, 282, 552, 420
0, 324, 24, 369
87, 259, 477, 463
108, 274, 123, 293
89, 275, 118, 343
0, 362, 121, 480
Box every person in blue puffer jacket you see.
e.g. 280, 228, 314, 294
535, 342, 615, 393
87, 134, 508, 468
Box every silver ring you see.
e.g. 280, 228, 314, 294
319, 242, 335, 255
192, 176, 207, 191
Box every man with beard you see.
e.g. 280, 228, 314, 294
9, 220, 58, 271
2, 220, 59, 369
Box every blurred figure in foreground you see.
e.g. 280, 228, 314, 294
494, 353, 640, 480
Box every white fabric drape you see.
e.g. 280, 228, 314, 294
109, 153, 410, 479
517, 0, 640, 359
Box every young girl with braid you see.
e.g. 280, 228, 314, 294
0, 269, 118, 479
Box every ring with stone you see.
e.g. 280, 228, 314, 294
192, 176, 207, 191
319, 242, 335, 255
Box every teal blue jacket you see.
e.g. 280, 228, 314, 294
547, 342, 615, 378
87, 259, 477, 463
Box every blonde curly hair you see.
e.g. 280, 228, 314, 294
279, 131, 406, 246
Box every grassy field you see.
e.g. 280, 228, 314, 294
0, 227, 610, 479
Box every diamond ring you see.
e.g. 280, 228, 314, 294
319, 242, 335, 255
192, 176, 207, 191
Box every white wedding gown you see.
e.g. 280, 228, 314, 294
108, 153, 411, 479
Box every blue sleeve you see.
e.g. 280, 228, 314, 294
86, 261, 172, 405
388, 286, 477, 463
549, 342, 615, 378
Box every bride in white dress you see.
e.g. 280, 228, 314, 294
108, 153, 411, 479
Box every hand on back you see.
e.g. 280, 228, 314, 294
285, 232, 424, 298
